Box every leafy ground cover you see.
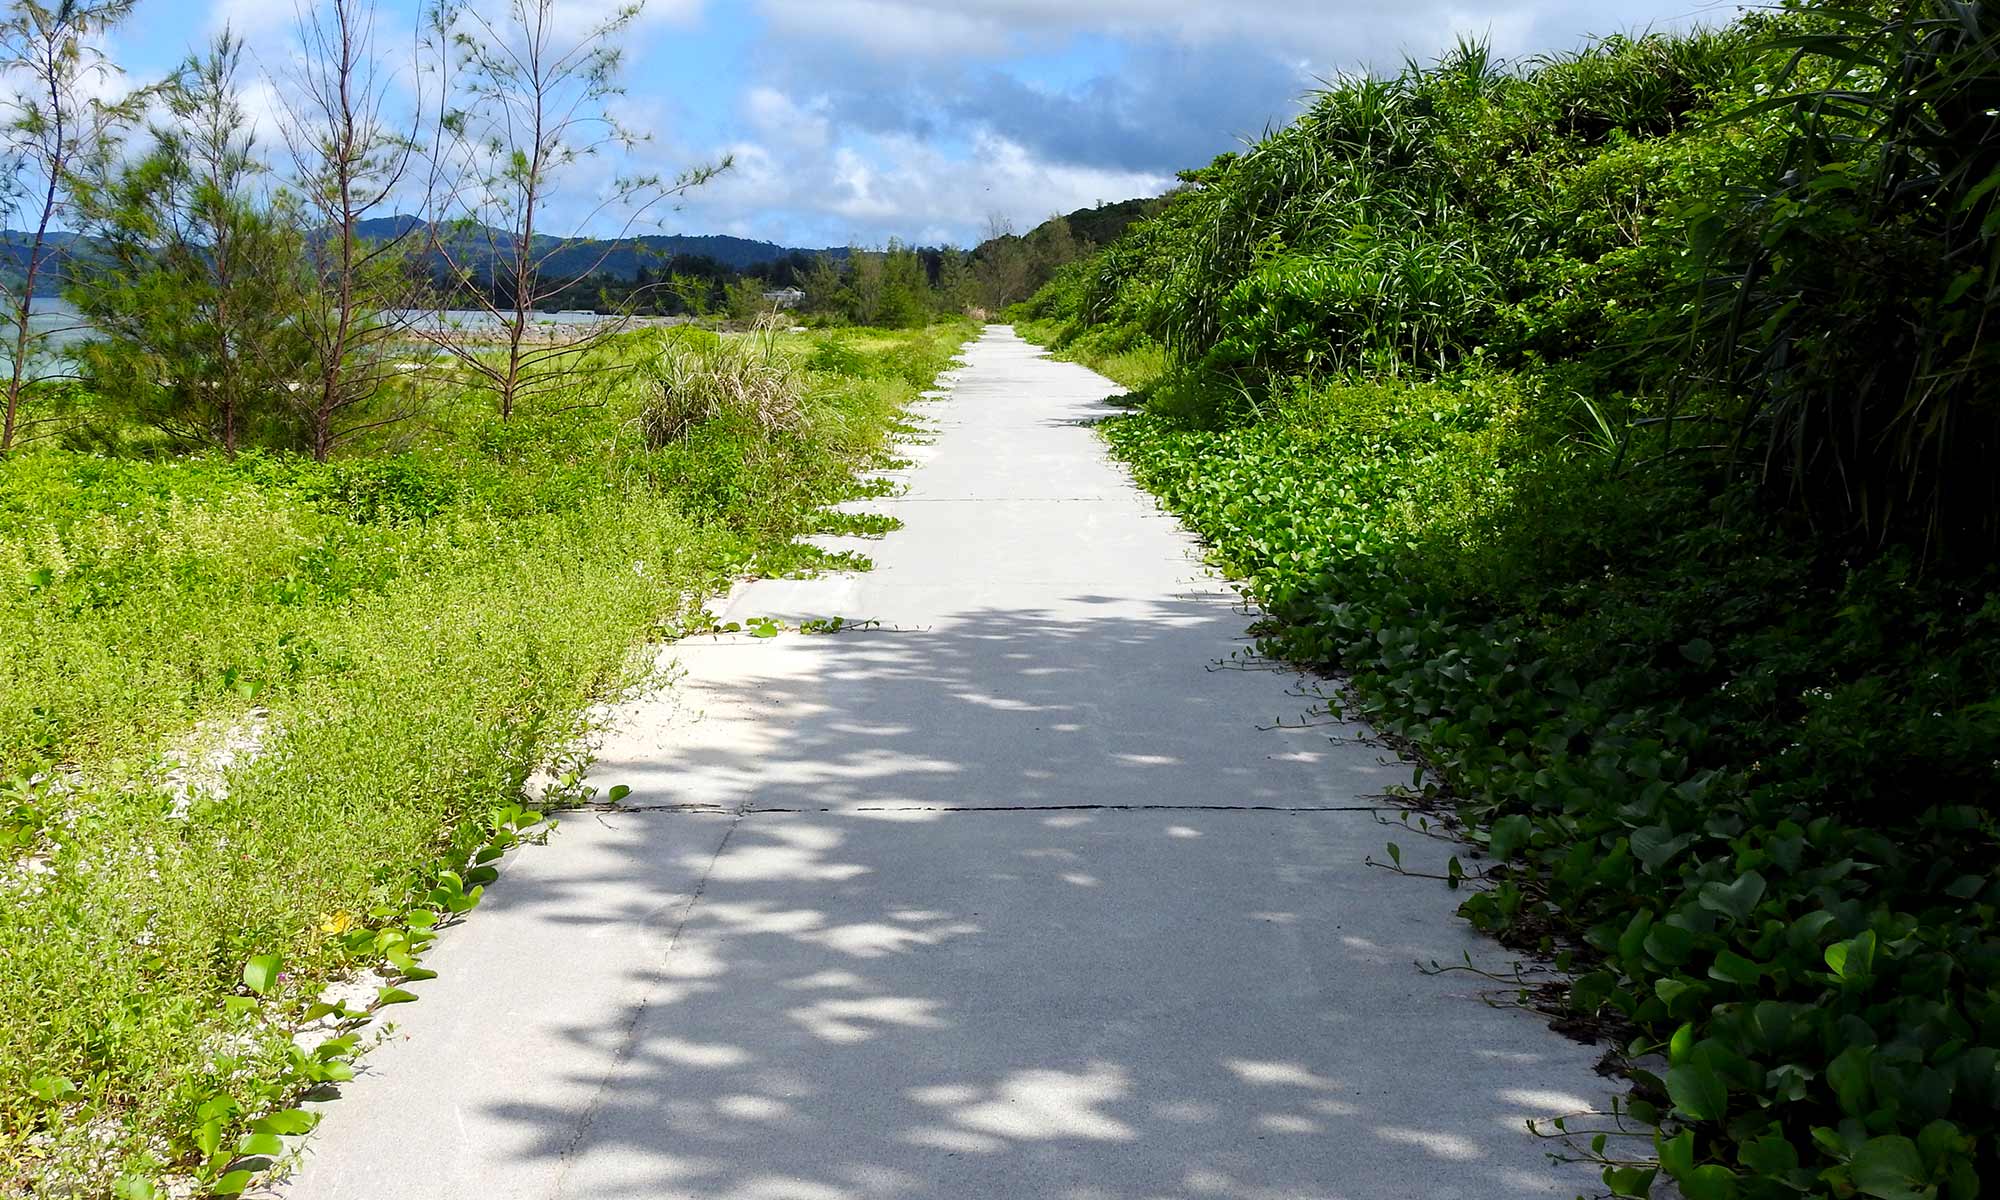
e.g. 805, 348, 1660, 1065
1097, 383, 1999, 1200
0, 321, 971, 1194
1017, 5, 1999, 1197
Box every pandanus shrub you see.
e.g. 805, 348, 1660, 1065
1684, 0, 2000, 551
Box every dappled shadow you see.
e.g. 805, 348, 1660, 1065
442, 595, 1611, 1199
591, 597, 1400, 816
471, 809, 1606, 1199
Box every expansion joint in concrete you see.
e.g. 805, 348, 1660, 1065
576, 803, 1397, 816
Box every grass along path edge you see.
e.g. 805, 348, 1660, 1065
0, 322, 975, 1197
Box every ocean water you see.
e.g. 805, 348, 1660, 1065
0, 298, 90, 377
0, 300, 617, 376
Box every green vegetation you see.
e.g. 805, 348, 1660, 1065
1, 31, 976, 1198
1018, 8, 1999, 1199
0, 321, 972, 1194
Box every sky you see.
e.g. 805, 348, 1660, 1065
96, 0, 1740, 248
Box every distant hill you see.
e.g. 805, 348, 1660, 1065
3, 219, 850, 296
967, 197, 1164, 308
0, 231, 99, 298
973, 197, 1162, 262
351, 217, 849, 279
1055, 197, 1162, 248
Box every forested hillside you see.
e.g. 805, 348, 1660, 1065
962, 198, 1164, 311
1017, 8, 2000, 1198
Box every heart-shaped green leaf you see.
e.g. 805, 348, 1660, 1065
252, 1109, 319, 1136
1487, 814, 1532, 860
1828, 1044, 1874, 1116
1644, 922, 1698, 967
1849, 1135, 1926, 1200
242, 954, 282, 996
1708, 949, 1764, 987
1826, 930, 1877, 981
1680, 1164, 1740, 1200
1667, 1060, 1728, 1122
28, 1075, 77, 1103
113, 1175, 159, 1200
1659, 1130, 1697, 1179
1697, 872, 1766, 922
210, 1169, 253, 1196
1738, 1132, 1800, 1175
1630, 825, 1695, 872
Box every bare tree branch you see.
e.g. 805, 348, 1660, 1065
418, 0, 727, 419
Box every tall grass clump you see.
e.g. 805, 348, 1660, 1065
639, 319, 806, 447
1019, 5, 2000, 1197
1684, 3, 2000, 550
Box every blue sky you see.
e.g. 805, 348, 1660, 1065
98, 0, 1736, 248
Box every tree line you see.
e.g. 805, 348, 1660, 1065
543, 207, 1134, 328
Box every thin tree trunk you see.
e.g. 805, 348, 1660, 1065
0, 197, 51, 451
2, 58, 67, 456
505, 188, 535, 421
214, 207, 239, 456
313, 4, 359, 462
501, 50, 547, 423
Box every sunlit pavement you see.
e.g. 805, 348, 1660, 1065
280, 327, 1615, 1200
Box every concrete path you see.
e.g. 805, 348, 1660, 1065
282, 327, 1612, 1200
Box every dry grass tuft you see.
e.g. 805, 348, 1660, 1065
639, 316, 804, 447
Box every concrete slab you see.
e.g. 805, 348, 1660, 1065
551, 809, 1608, 1200
591, 626, 1400, 814
278, 328, 1615, 1200
283, 812, 736, 1200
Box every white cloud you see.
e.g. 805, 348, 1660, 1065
149, 0, 1736, 250
208, 0, 292, 38
543, 0, 705, 40
756, 0, 1006, 57
684, 0, 1730, 247
757, 0, 1716, 66
671, 117, 1171, 247
745, 85, 831, 151
235, 75, 288, 148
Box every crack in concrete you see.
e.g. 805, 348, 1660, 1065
549, 806, 743, 1200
